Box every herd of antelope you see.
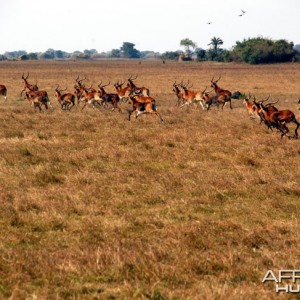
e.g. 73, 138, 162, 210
242, 94, 300, 139
0, 72, 299, 139
15, 73, 163, 122
172, 75, 299, 139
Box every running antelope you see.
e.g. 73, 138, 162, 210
24, 91, 50, 112
54, 86, 76, 110
80, 87, 103, 111
98, 81, 121, 112
75, 76, 86, 89
179, 80, 203, 108
21, 72, 38, 95
128, 91, 163, 122
172, 81, 184, 108
113, 80, 131, 103
0, 84, 7, 101
259, 103, 299, 138
253, 97, 279, 128
210, 75, 232, 109
243, 94, 256, 117
127, 75, 150, 97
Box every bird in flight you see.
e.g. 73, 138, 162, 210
238, 9, 246, 16
207, 22, 212, 25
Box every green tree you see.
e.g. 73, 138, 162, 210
120, 42, 141, 58
230, 37, 295, 64
180, 38, 197, 54
161, 51, 180, 60
207, 37, 224, 61
110, 49, 121, 58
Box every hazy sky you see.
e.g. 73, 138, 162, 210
1, 0, 299, 54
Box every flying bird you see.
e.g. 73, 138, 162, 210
207, 22, 212, 25
238, 9, 246, 16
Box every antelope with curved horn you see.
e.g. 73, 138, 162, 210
259, 103, 299, 138
127, 90, 163, 122
113, 80, 131, 103
0, 84, 7, 101
24, 91, 50, 112
75, 76, 86, 88
179, 80, 205, 108
21, 72, 38, 96
210, 75, 232, 109
172, 81, 184, 108
79, 83, 103, 111
252, 96, 279, 127
54, 85, 76, 111
127, 75, 150, 97
199, 86, 215, 110
98, 81, 121, 112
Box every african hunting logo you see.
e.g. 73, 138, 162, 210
262, 270, 300, 293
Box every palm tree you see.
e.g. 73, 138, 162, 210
208, 37, 224, 61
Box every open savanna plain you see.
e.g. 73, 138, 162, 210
0, 60, 299, 299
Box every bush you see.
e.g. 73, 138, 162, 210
161, 51, 180, 60
231, 37, 295, 64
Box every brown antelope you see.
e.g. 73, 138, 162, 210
75, 76, 86, 87
0, 84, 7, 101
210, 75, 232, 109
259, 103, 299, 138
98, 81, 121, 112
74, 77, 96, 106
243, 94, 256, 117
128, 91, 163, 122
54, 86, 76, 111
21, 72, 38, 95
24, 91, 49, 112
79, 86, 103, 111
204, 94, 230, 111
179, 80, 203, 108
253, 97, 279, 128
172, 81, 184, 108
25, 87, 52, 108
199, 87, 215, 110
298, 99, 300, 110
113, 80, 131, 103
127, 75, 150, 97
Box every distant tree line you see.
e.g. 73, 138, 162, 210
0, 38, 299, 64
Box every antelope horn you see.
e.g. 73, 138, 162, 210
265, 99, 279, 107
78, 76, 86, 83
102, 81, 110, 88
215, 75, 221, 82
261, 95, 270, 103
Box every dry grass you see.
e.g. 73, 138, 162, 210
0, 60, 299, 299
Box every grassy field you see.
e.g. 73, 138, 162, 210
0, 60, 299, 299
